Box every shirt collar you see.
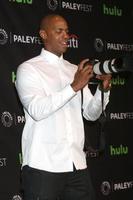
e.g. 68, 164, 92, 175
40, 48, 63, 64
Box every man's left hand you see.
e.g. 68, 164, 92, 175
96, 74, 112, 90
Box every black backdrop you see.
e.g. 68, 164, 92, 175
0, 0, 133, 200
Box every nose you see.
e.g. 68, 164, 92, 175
63, 31, 69, 40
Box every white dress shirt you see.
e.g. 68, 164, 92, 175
16, 48, 110, 172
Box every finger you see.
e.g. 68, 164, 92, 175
95, 75, 102, 79
96, 74, 111, 80
78, 58, 89, 71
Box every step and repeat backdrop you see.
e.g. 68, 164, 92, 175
0, 0, 133, 200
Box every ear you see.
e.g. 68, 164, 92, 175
39, 30, 47, 40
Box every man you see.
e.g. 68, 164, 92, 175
16, 14, 111, 200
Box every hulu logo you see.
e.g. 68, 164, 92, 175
12, 71, 16, 83
9, 0, 33, 4
111, 75, 125, 86
103, 4, 122, 16
19, 153, 23, 165
110, 144, 128, 156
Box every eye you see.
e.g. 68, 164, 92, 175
56, 29, 62, 33
55, 28, 69, 34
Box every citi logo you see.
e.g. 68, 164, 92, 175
9, 0, 33, 4
103, 4, 122, 16
68, 34, 79, 48
110, 144, 128, 156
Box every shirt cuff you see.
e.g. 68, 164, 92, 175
95, 86, 110, 104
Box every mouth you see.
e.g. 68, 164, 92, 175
61, 41, 68, 48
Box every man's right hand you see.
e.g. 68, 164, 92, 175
71, 59, 94, 92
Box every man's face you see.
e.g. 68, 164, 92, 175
40, 16, 69, 57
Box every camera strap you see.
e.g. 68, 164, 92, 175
98, 84, 107, 151
81, 84, 107, 155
